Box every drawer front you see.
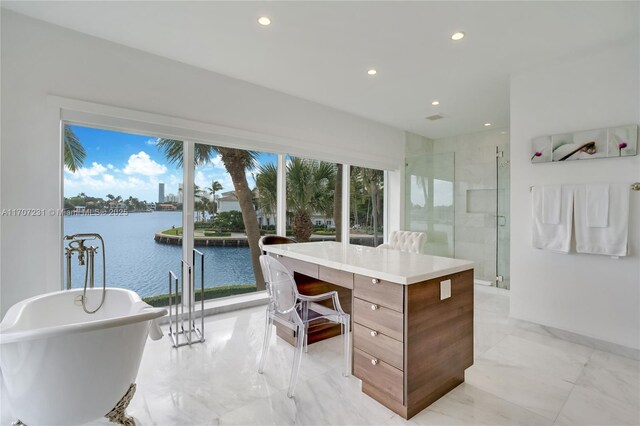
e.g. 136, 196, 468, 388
272, 254, 319, 279
353, 348, 403, 404
353, 323, 403, 371
319, 266, 353, 289
353, 297, 404, 341
354, 275, 403, 312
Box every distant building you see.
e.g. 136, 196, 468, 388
217, 191, 241, 213
156, 203, 177, 211
178, 183, 183, 203
158, 183, 165, 203
165, 193, 178, 203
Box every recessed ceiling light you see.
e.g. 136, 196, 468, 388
484, 122, 492, 127
257, 16, 271, 26
451, 32, 465, 41
367, 69, 377, 76
431, 100, 440, 106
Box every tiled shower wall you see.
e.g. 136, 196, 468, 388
433, 129, 510, 283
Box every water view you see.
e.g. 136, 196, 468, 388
64, 211, 254, 297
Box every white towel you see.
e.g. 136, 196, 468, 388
575, 184, 629, 256
586, 184, 609, 227
542, 185, 562, 224
531, 186, 573, 253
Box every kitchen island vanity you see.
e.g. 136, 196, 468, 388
262, 241, 474, 419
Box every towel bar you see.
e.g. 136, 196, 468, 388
530, 183, 640, 192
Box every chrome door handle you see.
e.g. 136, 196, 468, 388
370, 330, 378, 337
371, 358, 378, 366
371, 304, 379, 311
371, 278, 380, 284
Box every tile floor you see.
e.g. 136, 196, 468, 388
2, 286, 639, 425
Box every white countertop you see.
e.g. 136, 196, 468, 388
262, 241, 474, 285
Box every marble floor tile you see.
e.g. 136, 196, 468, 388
217, 371, 396, 426
386, 383, 552, 426
480, 334, 592, 383
465, 356, 575, 420
2, 288, 639, 426
555, 350, 640, 426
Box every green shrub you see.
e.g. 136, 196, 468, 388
203, 231, 231, 237
143, 284, 257, 307
161, 227, 182, 236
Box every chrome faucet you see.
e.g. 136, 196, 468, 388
63, 233, 106, 314
66, 239, 87, 266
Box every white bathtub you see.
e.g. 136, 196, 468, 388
0, 288, 167, 426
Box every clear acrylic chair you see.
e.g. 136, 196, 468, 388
257, 254, 351, 398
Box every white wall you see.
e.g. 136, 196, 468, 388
0, 11, 405, 315
510, 39, 640, 349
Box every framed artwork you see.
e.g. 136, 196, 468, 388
531, 124, 638, 163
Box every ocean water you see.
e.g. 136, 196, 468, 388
63, 211, 255, 297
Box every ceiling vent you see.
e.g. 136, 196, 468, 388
425, 114, 445, 121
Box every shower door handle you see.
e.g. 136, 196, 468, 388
497, 216, 507, 227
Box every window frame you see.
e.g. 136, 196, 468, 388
53, 96, 391, 293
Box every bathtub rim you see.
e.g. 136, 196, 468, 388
0, 288, 167, 345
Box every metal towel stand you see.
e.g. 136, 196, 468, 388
168, 249, 205, 348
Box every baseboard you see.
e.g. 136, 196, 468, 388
511, 315, 640, 361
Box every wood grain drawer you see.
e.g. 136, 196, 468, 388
353, 297, 404, 341
354, 348, 403, 404
271, 254, 319, 278
353, 323, 403, 370
354, 275, 403, 312
318, 266, 353, 289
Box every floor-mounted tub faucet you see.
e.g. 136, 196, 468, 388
63, 233, 106, 314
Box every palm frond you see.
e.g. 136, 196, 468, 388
64, 126, 86, 172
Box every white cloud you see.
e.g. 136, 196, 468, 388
195, 171, 209, 189
145, 138, 159, 146
211, 154, 225, 169
123, 151, 166, 176
107, 164, 114, 169
65, 161, 107, 178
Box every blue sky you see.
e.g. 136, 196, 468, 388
64, 125, 277, 202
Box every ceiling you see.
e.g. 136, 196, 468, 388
2, 1, 638, 139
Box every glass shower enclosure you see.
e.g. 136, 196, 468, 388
405, 144, 510, 289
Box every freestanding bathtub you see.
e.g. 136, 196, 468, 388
0, 288, 167, 425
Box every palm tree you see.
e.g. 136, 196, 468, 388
286, 158, 336, 242
64, 126, 86, 172
352, 167, 384, 246
206, 180, 223, 213
156, 140, 265, 290
256, 158, 336, 242
255, 163, 277, 220
334, 164, 343, 242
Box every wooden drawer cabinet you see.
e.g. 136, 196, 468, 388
264, 246, 474, 421
353, 323, 403, 370
271, 254, 319, 278
354, 348, 404, 404
353, 297, 404, 341
319, 266, 353, 289
354, 274, 403, 312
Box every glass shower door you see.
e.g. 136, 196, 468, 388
496, 145, 510, 289
405, 152, 455, 257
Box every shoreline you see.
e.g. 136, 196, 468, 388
153, 232, 376, 247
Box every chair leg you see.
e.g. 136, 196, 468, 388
342, 318, 351, 377
302, 302, 309, 353
287, 324, 305, 398
258, 312, 274, 374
